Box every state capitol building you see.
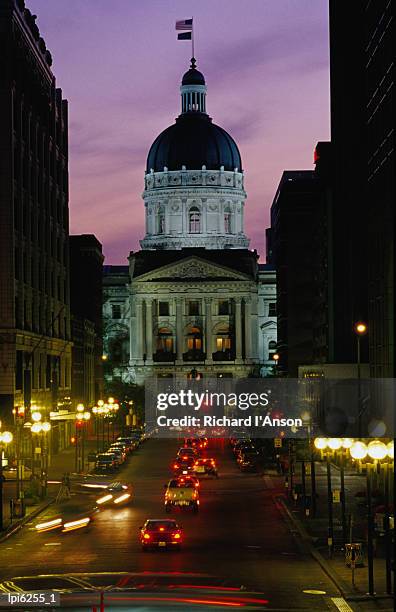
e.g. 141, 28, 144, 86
103, 59, 277, 384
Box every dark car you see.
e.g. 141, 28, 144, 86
140, 519, 183, 550
172, 456, 195, 476
95, 453, 118, 473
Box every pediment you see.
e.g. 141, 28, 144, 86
135, 256, 251, 282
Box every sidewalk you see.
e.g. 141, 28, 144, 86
267, 465, 394, 608
1, 437, 99, 535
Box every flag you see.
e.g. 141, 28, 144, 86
176, 19, 193, 31
178, 32, 192, 40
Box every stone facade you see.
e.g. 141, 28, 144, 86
141, 167, 248, 250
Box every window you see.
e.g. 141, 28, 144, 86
268, 303, 277, 316
268, 340, 277, 358
187, 326, 202, 350
218, 300, 229, 315
158, 301, 169, 316
189, 206, 201, 233
158, 206, 165, 234
157, 328, 173, 352
188, 301, 200, 315
112, 304, 121, 319
224, 212, 232, 234
216, 336, 232, 351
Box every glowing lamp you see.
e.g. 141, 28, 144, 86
327, 438, 342, 451
0, 431, 13, 444
314, 438, 328, 450
367, 440, 387, 461
349, 441, 367, 460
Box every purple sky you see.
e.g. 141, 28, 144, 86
29, 0, 330, 263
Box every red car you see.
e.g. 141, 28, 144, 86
140, 519, 183, 550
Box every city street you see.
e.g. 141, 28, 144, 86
0, 438, 348, 610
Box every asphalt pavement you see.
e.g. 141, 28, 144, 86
0, 438, 367, 611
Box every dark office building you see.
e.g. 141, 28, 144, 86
69, 235, 104, 405
328, 1, 369, 366
268, 171, 320, 376
0, 0, 72, 422
365, 1, 394, 378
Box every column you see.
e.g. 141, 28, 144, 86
244, 297, 251, 359
176, 298, 183, 362
205, 297, 213, 363
145, 299, 153, 364
129, 295, 138, 362
235, 297, 242, 362
135, 299, 144, 364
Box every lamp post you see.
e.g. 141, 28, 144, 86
314, 437, 335, 557
31, 421, 51, 499
354, 322, 367, 437
0, 431, 13, 531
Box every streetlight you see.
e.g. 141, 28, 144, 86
314, 437, 336, 557
29, 422, 51, 499
272, 353, 280, 375
354, 322, 367, 437
0, 431, 14, 531
347, 439, 392, 596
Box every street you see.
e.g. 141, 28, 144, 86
0, 438, 349, 610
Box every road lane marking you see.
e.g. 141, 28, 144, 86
330, 597, 354, 612
44, 542, 61, 546
303, 589, 327, 595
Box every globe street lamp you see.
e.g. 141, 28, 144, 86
272, 353, 280, 375
354, 322, 367, 437
0, 431, 14, 530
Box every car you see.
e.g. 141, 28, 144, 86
197, 437, 208, 450
176, 474, 200, 489
237, 454, 258, 472
95, 482, 132, 507
116, 437, 138, 451
2, 464, 32, 481
193, 457, 218, 478
172, 456, 195, 476
95, 453, 118, 473
108, 447, 127, 464
164, 478, 199, 513
176, 447, 199, 460
140, 519, 183, 550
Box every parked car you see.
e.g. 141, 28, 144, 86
95, 453, 118, 473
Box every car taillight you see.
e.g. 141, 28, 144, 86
173, 463, 178, 469
172, 532, 181, 539
143, 533, 150, 540
159, 527, 165, 531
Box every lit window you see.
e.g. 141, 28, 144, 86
157, 328, 173, 352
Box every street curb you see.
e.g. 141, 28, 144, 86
0, 499, 53, 544
276, 497, 355, 598
276, 497, 395, 607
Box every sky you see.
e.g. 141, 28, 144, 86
29, 0, 330, 263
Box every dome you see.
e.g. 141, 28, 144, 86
146, 113, 242, 173
181, 57, 206, 86
182, 68, 205, 86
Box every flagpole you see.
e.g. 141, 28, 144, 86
191, 17, 194, 58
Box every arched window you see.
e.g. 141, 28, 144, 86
158, 205, 165, 234
224, 206, 232, 234
268, 340, 277, 358
215, 324, 232, 352
157, 327, 174, 353
187, 326, 202, 351
189, 206, 201, 233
